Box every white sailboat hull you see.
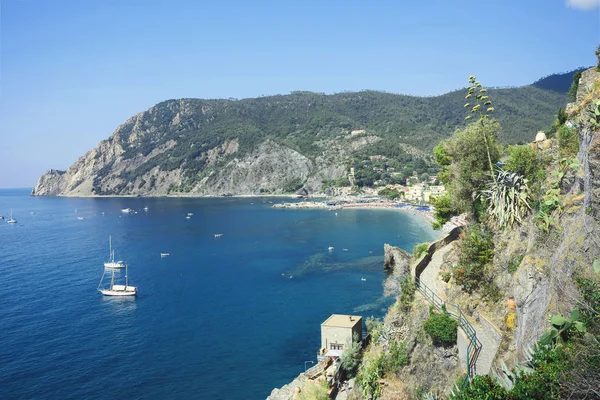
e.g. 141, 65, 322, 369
104, 261, 125, 268
99, 286, 137, 296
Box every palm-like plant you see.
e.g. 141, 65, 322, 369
480, 169, 531, 228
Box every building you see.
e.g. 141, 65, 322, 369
406, 184, 426, 202
320, 314, 362, 356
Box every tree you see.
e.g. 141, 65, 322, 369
442, 119, 502, 213
340, 333, 362, 378
596, 45, 600, 71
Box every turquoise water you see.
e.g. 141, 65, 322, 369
0, 189, 439, 399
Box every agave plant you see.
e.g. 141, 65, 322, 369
491, 345, 536, 391
479, 168, 531, 228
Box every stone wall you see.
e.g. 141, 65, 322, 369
412, 225, 463, 279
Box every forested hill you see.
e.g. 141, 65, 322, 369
32, 70, 577, 197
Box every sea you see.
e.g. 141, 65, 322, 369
0, 188, 440, 400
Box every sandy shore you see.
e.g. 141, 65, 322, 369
272, 199, 435, 222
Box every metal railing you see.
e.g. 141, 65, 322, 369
415, 276, 482, 390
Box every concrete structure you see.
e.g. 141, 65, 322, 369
320, 314, 362, 354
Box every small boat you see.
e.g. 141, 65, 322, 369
143, 207, 149, 212
7, 209, 16, 224
98, 236, 137, 296
104, 236, 125, 269
0, 215, 4, 220
121, 208, 133, 213
343, 248, 349, 252
214, 233, 223, 238
187, 212, 194, 216
160, 253, 170, 257
328, 246, 334, 251
361, 278, 367, 281
185, 216, 191, 219
77, 217, 85, 220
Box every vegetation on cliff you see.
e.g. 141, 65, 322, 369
351, 64, 600, 399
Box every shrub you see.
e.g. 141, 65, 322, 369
399, 278, 416, 310
453, 224, 495, 293
297, 378, 330, 400
384, 339, 408, 372
441, 271, 452, 283
366, 317, 384, 343
423, 307, 458, 346
413, 242, 429, 259
282, 177, 303, 193
450, 375, 508, 400
557, 125, 579, 156
340, 333, 362, 378
378, 188, 401, 200
504, 145, 543, 184
356, 352, 385, 399
507, 253, 524, 274
430, 193, 456, 229
510, 345, 569, 400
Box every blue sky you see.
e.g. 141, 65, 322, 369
0, 0, 599, 188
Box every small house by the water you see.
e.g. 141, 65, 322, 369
320, 314, 362, 357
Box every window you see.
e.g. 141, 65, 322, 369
330, 343, 344, 350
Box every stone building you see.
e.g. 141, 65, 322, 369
320, 314, 362, 356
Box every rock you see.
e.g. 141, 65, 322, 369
534, 131, 547, 142
576, 67, 600, 103
383, 244, 411, 273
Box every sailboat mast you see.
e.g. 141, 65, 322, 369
125, 262, 129, 288
109, 235, 112, 261
110, 269, 115, 290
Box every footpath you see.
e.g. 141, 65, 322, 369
418, 243, 500, 376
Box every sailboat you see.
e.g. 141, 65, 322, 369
98, 236, 137, 296
104, 236, 125, 269
7, 209, 17, 224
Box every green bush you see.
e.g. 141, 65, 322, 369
504, 145, 543, 184
297, 378, 330, 400
510, 345, 568, 400
340, 333, 362, 378
356, 352, 385, 399
366, 317, 384, 343
423, 307, 458, 346
399, 278, 416, 310
507, 253, 524, 274
557, 125, 579, 156
413, 242, 429, 259
378, 188, 401, 200
430, 193, 457, 230
282, 177, 303, 193
451, 375, 508, 400
384, 339, 408, 372
453, 224, 495, 293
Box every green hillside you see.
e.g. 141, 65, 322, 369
107, 72, 575, 191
